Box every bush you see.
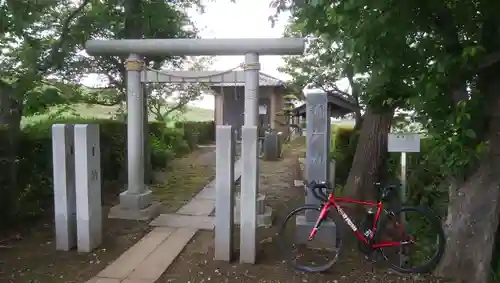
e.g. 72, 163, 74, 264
161, 127, 190, 157
174, 120, 215, 148
1, 117, 208, 228
330, 124, 358, 185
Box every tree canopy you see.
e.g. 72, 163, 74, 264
276, 0, 500, 282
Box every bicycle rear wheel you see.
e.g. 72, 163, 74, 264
278, 205, 343, 273
375, 206, 445, 274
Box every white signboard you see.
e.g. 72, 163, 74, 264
388, 133, 420, 153
259, 105, 267, 115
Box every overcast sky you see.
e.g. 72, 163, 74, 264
81, 0, 292, 110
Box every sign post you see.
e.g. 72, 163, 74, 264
387, 133, 420, 266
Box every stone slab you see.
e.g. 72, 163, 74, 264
305, 90, 330, 222
128, 228, 197, 281
97, 227, 174, 279
194, 183, 215, 200
86, 278, 121, 283
108, 201, 161, 221
176, 198, 215, 216
150, 214, 214, 230
122, 279, 154, 283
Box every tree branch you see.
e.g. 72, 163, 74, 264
38, 0, 91, 74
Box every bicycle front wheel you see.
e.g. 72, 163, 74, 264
278, 205, 343, 273
375, 206, 445, 274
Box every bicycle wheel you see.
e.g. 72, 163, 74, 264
278, 205, 343, 273
375, 206, 445, 274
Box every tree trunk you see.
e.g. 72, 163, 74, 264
345, 106, 393, 203
434, 67, 500, 283
353, 112, 363, 131
0, 83, 23, 228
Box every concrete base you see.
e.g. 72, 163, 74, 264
233, 192, 273, 227
295, 215, 337, 249
108, 201, 161, 221
119, 189, 153, 210
234, 205, 273, 227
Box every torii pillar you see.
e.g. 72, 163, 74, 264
85, 38, 305, 263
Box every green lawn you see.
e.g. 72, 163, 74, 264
22, 103, 214, 126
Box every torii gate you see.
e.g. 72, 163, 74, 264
85, 38, 305, 263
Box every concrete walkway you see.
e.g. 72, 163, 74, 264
87, 159, 242, 283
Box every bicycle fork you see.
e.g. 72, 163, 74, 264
308, 205, 330, 240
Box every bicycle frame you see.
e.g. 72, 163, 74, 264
308, 193, 403, 248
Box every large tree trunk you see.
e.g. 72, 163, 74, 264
435, 67, 500, 283
0, 83, 23, 228
345, 106, 393, 203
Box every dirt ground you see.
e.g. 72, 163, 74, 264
0, 147, 216, 283
161, 138, 452, 283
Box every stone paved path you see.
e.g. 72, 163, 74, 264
87, 146, 242, 283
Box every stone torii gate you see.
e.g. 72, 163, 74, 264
85, 38, 305, 264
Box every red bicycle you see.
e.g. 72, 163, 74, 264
278, 180, 445, 274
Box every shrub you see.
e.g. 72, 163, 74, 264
1, 117, 207, 227
174, 120, 215, 147
161, 126, 190, 157
330, 124, 358, 185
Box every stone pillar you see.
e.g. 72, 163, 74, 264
74, 124, 102, 253
109, 53, 159, 220
52, 124, 77, 251
143, 84, 152, 184
295, 89, 336, 247
270, 90, 277, 130
240, 52, 260, 264
214, 126, 235, 261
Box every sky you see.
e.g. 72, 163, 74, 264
81, 0, 293, 110
185, 0, 291, 109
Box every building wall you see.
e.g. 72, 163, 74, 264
216, 86, 275, 139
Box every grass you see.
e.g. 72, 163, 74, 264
151, 148, 215, 213
22, 103, 214, 126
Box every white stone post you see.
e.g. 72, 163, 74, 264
52, 124, 77, 251
240, 53, 260, 264
74, 124, 102, 253
214, 125, 235, 261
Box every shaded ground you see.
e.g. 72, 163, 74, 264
161, 138, 451, 283
0, 147, 217, 283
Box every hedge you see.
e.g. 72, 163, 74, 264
0, 117, 215, 228
174, 120, 215, 149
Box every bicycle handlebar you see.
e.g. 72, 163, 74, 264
305, 180, 330, 202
